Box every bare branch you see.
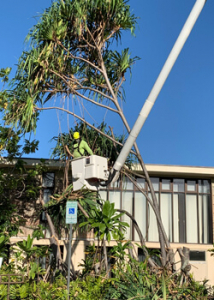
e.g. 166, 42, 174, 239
104, 26, 120, 43
56, 39, 103, 74
48, 69, 116, 105
122, 170, 155, 211
75, 85, 115, 102
82, 35, 97, 50
78, 202, 89, 218
35, 106, 136, 156
49, 69, 71, 87
116, 208, 157, 269
74, 90, 119, 113
65, 145, 73, 158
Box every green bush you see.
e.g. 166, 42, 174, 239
104, 258, 211, 300
0, 258, 212, 300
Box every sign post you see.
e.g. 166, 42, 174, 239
66, 201, 78, 300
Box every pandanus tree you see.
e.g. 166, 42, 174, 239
2, 0, 172, 268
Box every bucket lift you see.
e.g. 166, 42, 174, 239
72, 155, 108, 191
71, 0, 206, 191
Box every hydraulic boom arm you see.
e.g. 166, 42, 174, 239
111, 0, 206, 182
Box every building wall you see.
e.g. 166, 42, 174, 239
212, 179, 214, 243
4, 159, 214, 286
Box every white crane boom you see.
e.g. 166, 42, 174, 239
112, 0, 207, 179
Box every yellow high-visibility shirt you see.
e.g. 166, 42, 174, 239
73, 140, 93, 159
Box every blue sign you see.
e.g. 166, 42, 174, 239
69, 208, 75, 214
66, 201, 78, 224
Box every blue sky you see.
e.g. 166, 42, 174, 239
1, 0, 214, 166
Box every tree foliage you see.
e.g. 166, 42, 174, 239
51, 122, 136, 168
4, 0, 139, 134
0, 68, 39, 157
79, 200, 128, 242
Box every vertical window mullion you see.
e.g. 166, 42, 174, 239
146, 198, 149, 241
197, 192, 200, 244
120, 181, 122, 221
132, 191, 134, 241
133, 189, 135, 241
209, 193, 213, 244
196, 180, 200, 244
185, 180, 187, 243
202, 194, 204, 243
146, 180, 148, 241
172, 192, 174, 243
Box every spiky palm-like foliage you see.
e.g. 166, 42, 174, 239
4, 0, 139, 133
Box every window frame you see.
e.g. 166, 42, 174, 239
100, 176, 212, 245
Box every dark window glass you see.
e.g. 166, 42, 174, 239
199, 180, 210, 194
138, 248, 161, 266
190, 251, 206, 261
178, 194, 186, 243
173, 179, 184, 192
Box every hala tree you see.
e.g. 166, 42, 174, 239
2, 0, 172, 267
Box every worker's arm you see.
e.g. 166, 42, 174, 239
82, 141, 93, 156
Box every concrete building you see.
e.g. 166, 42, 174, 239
2, 157, 214, 285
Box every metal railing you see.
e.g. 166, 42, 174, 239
0, 274, 24, 300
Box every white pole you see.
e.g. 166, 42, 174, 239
67, 224, 72, 300
113, 0, 206, 173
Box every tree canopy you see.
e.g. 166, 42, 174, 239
3, 0, 139, 135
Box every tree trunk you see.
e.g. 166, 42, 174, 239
178, 247, 191, 274
39, 192, 63, 271
101, 61, 170, 266
103, 239, 109, 277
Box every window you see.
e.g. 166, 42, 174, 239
162, 179, 171, 190
189, 251, 206, 261
100, 177, 212, 244
187, 180, 196, 192
138, 248, 161, 266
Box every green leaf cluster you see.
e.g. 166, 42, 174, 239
104, 258, 210, 300
0, 236, 9, 258
0, 67, 11, 84
0, 158, 47, 256
79, 200, 129, 242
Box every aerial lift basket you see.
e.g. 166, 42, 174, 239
71, 155, 108, 191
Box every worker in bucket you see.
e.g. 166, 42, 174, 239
72, 132, 93, 159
